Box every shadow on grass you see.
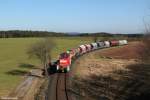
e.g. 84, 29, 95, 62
72, 63, 150, 100
18, 63, 35, 69
6, 69, 28, 76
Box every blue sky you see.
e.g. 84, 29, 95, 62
0, 0, 149, 33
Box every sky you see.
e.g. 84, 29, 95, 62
0, 0, 149, 34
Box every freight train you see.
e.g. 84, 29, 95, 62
48, 40, 127, 73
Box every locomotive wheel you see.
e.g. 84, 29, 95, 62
63, 66, 70, 73
64, 68, 67, 73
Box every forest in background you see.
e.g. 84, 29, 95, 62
0, 30, 144, 38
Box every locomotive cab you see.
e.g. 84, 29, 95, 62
57, 52, 71, 73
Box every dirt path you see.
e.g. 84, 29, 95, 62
0, 69, 44, 100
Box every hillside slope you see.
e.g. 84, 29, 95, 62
70, 42, 150, 100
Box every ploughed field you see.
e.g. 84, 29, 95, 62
0, 37, 92, 96
70, 42, 150, 100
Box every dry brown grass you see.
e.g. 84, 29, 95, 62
141, 35, 150, 62
70, 41, 150, 100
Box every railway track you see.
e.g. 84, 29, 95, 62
47, 73, 69, 100
56, 73, 69, 100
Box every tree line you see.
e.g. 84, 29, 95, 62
77, 32, 144, 38
0, 30, 144, 38
0, 30, 69, 38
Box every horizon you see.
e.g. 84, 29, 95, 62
0, 30, 144, 34
0, 0, 149, 34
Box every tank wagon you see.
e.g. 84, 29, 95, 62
91, 43, 98, 50
110, 40, 119, 46
104, 41, 110, 47
97, 41, 105, 49
119, 40, 128, 45
79, 45, 87, 54
49, 40, 128, 73
84, 44, 92, 52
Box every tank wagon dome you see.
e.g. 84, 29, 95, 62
91, 43, 98, 50
79, 45, 87, 53
84, 44, 92, 51
119, 40, 128, 45
104, 41, 110, 47
123, 40, 128, 44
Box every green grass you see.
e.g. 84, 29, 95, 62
0, 37, 92, 96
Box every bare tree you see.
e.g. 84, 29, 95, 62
27, 38, 55, 76
142, 16, 150, 62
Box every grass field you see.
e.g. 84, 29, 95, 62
0, 37, 92, 96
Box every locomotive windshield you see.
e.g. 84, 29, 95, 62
59, 53, 69, 59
